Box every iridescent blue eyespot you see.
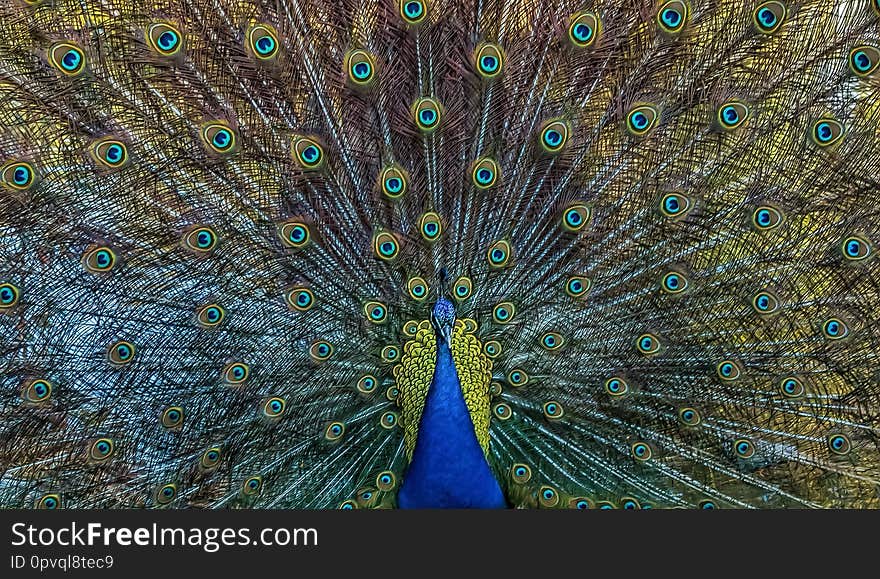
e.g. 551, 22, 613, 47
511, 464, 532, 483
717, 360, 741, 381
311, 340, 334, 361
561, 204, 590, 232
539, 486, 560, 507
822, 317, 849, 340
21, 379, 52, 403
699, 500, 716, 509
811, 118, 845, 147
37, 494, 61, 509
201, 447, 222, 469
413, 98, 442, 132
248, 24, 279, 59
400, 0, 427, 24
475, 43, 504, 78
657, 1, 688, 34
347, 49, 376, 85
223, 362, 250, 385
568, 12, 600, 48
49, 42, 86, 76
660, 193, 691, 219
632, 442, 652, 461
543, 400, 564, 419
605, 377, 629, 397
842, 236, 871, 261
147, 23, 184, 56
753, 2, 786, 34
850, 45, 880, 77
279, 221, 310, 248
779, 376, 805, 398
90, 438, 115, 461
661, 271, 688, 294
717, 102, 749, 130
201, 123, 236, 154
325, 421, 345, 440
83, 247, 117, 273
472, 157, 498, 188
161, 406, 184, 429
539, 120, 570, 153
541, 332, 564, 351
734, 438, 755, 459
627, 104, 659, 136
2, 161, 36, 191
0, 283, 20, 308
827, 434, 851, 455
679, 407, 701, 427
636, 333, 661, 355
753, 206, 783, 230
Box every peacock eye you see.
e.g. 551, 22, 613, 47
310, 340, 334, 361
90, 139, 128, 169
37, 494, 61, 509
262, 397, 286, 418
381, 345, 399, 363
565, 275, 591, 298
752, 1, 787, 34
636, 333, 661, 355
778, 376, 805, 398
347, 49, 376, 85
753, 206, 783, 230
661, 271, 688, 294
849, 45, 880, 77
471, 157, 499, 188
631, 442, 652, 461
474, 43, 504, 78
400, 0, 427, 25
373, 231, 400, 261
540, 332, 564, 351
539, 486, 560, 507
183, 226, 218, 253
339, 500, 357, 509
678, 407, 701, 426
626, 104, 660, 136
597, 501, 616, 510
568, 12, 600, 48
717, 101, 749, 131
0, 282, 21, 308
223, 362, 250, 385
561, 204, 590, 232
453, 276, 473, 300
493, 402, 512, 420
407, 277, 429, 301
356, 374, 377, 394
197, 303, 226, 326
156, 483, 177, 504
699, 500, 717, 510
511, 463, 532, 483
402, 320, 419, 336
89, 438, 116, 462
146, 22, 183, 56
83, 247, 117, 273
507, 368, 529, 387
657, 1, 689, 34
279, 221, 311, 248
419, 212, 443, 242
2, 161, 36, 191
48, 41, 86, 75
201, 447, 222, 469
542, 400, 564, 419
107, 341, 135, 366
492, 301, 516, 324
242, 476, 263, 497
827, 434, 851, 455
487, 240, 511, 268
161, 406, 184, 429
620, 497, 641, 510
413, 97, 442, 132
248, 24, 280, 59
751, 290, 779, 314
539, 120, 570, 153
201, 123, 236, 154
570, 497, 593, 509
21, 379, 53, 403
733, 439, 755, 459
292, 136, 325, 169
380, 411, 399, 429
842, 235, 871, 261
605, 376, 629, 397
364, 301, 388, 324
376, 471, 396, 491
659, 193, 692, 219
380, 166, 408, 198
716, 360, 741, 381
822, 317, 849, 340
811, 118, 845, 148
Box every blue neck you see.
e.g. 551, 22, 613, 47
397, 337, 506, 509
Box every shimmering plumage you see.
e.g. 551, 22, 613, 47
1, 0, 879, 509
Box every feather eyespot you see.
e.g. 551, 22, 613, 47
483, 340, 502, 358
400, 0, 428, 25
48, 41, 86, 76
373, 231, 400, 261
717, 101, 749, 131
678, 407, 701, 426
472, 157, 499, 189
310, 340, 334, 361
36, 494, 61, 509
543, 400, 564, 420
262, 397, 286, 419
716, 360, 741, 381
631, 442, 653, 461
413, 97, 442, 132
356, 374, 378, 394
752, 206, 783, 230
842, 235, 871, 261
292, 136, 324, 169
849, 45, 880, 77
200, 447, 222, 469
751, 290, 779, 314
339, 500, 358, 509
223, 362, 250, 385
402, 320, 419, 336
565, 275, 591, 297
453, 276, 473, 300
733, 438, 755, 459
510, 464, 532, 484
242, 476, 262, 496
490, 381, 503, 396
827, 434, 851, 455
811, 118, 845, 148
561, 204, 590, 232
379, 165, 408, 199
247, 24, 279, 60
380, 411, 399, 429
539, 120, 570, 153
626, 104, 660, 136
364, 301, 388, 324
21, 379, 52, 403
381, 345, 400, 363
407, 277, 428, 301
1, 161, 36, 191
507, 368, 529, 387
570, 497, 594, 509
278, 221, 311, 248
475, 43, 504, 78
539, 486, 560, 507
201, 123, 236, 154
493, 402, 512, 420
89, 438, 116, 462
183, 226, 218, 253
657, 1, 689, 34
568, 12, 600, 48
822, 317, 849, 340
197, 303, 226, 326
346, 49, 376, 85
699, 500, 717, 509
492, 301, 516, 324
107, 341, 135, 366
661, 271, 688, 294
779, 376, 805, 398
540, 332, 564, 351
161, 406, 184, 429
376, 471, 396, 491
659, 192, 692, 219
487, 240, 511, 268
605, 377, 629, 397
420, 212, 442, 242
0, 282, 20, 309
146, 23, 183, 56
596, 501, 616, 509
385, 385, 400, 402
636, 333, 661, 355
83, 247, 116, 273
753, 2, 786, 34
156, 483, 177, 504
89, 138, 128, 169
620, 497, 641, 510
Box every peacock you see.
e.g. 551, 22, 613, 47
1, 0, 879, 510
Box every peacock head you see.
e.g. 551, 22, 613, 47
430, 297, 456, 347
